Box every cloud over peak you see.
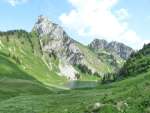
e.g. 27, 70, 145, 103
59, 0, 149, 49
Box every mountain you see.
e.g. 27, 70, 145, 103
119, 43, 150, 78
0, 15, 111, 88
0, 15, 150, 113
89, 38, 134, 60
89, 39, 134, 72
32, 15, 119, 80
0, 15, 134, 84
33, 15, 84, 80
100, 42, 150, 83
0, 30, 66, 87
0, 40, 149, 113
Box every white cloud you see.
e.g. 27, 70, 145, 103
59, 0, 149, 49
115, 8, 129, 21
6, 0, 29, 6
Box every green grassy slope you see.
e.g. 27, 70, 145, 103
0, 51, 53, 101
89, 47, 125, 73
76, 43, 113, 73
0, 30, 68, 87
0, 30, 149, 113
119, 43, 150, 78
0, 30, 115, 88
0, 70, 149, 113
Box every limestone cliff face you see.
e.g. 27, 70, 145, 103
89, 39, 108, 50
33, 16, 133, 80
89, 39, 134, 60
107, 41, 133, 60
33, 15, 85, 80
33, 15, 84, 65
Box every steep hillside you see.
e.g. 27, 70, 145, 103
0, 28, 105, 88
119, 43, 150, 78
0, 30, 67, 88
0, 16, 134, 87
89, 39, 133, 72
0, 45, 53, 101
0, 16, 149, 113
100, 43, 150, 83
32, 15, 118, 79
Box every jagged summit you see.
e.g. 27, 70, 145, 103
31, 15, 133, 80
33, 15, 84, 80
31, 16, 115, 80
33, 15, 53, 35
33, 15, 66, 39
89, 38, 108, 50
37, 15, 50, 23
89, 39, 134, 60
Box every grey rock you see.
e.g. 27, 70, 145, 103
33, 15, 84, 65
85, 102, 103, 113
107, 41, 133, 60
33, 15, 85, 79
89, 38, 108, 50
33, 15, 69, 39
32, 15, 133, 80
89, 39, 134, 60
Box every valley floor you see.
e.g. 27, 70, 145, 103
0, 71, 150, 113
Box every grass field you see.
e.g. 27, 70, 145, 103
0, 70, 149, 113
0, 31, 149, 113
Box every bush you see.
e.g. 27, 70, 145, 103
12, 55, 21, 64
77, 64, 92, 75
101, 73, 117, 84
75, 73, 80, 79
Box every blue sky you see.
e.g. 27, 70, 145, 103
0, 0, 150, 49
0, 0, 69, 30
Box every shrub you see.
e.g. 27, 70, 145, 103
77, 64, 92, 75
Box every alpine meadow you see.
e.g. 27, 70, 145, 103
0, 0, 150, 113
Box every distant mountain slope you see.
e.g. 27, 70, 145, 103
89, 38, 133, 60
89, 39, 133, 71
32, 15, 118, 79
0, 30, 67, 88
119, 43, 150, 78
0, 16, 133, 88
0, 29, 102, 88
0, 16, 149, 113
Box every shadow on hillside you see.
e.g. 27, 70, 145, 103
0, 52, 58, 101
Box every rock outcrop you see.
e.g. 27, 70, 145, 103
107, 41, 133, 60
89, 39, 108, 50
33, 16, 133, 80
89, 39, 134, 60
33, 15, 84, 80
33, 15, 84, 65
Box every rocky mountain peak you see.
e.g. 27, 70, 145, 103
37, 15, 50, 24
107, 41, 134, 60
89, 39, 108, 50
33, 15, 66, 39
33, 16, 85, 80
33, 15, 83, 62
89, 39, 134, 60
32, 15, 134, 80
